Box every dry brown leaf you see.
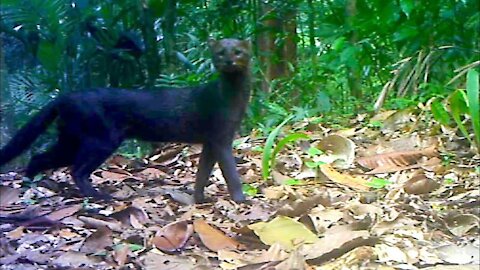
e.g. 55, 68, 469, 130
150, 220, 193, 252
0, 186, 21, 207
80, 226, 113, 253
312, 246, 376, 270
193, 219, 245, 251
404, 175, 440, 194
317, 134, 356, 168
110, 206, 149, 227
113, 244, 130, 267
45, 204, 83, 222
319, 164, 370, 191
78, 216, 123, 231
302, 230, 374, 261
53, 251, 102, 268
138, 167, 168, 180
143, 252, 198, 270
276, 193, 331, 217
357, 146, 437, 174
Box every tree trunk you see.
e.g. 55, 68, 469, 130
142, 5, 161, 87
163, 0, 177, 70
346, 0, 362, 98
257, 1, 297, 93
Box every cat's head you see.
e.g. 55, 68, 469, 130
209, 38, 251, 73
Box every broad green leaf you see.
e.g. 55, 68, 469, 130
466, 69, 480, 149
399, 0, 414, 17
262, 116, 294, 180
450, 89, 472, 145
332, 37, 346, 51
37, 40, 61, 72
393, 25, 418, 42
431, 99, 451, 126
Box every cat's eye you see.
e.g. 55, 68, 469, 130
217, 49, 226, 56
234, 50, 243, 56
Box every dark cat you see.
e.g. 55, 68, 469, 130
0, 38, 251, 203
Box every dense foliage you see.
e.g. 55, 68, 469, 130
1, 0, 478, 146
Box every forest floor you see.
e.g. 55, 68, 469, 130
0, 109, 479, 270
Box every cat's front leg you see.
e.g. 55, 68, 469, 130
213, 143, 246, 203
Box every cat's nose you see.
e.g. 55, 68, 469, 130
225, 60, 233, 66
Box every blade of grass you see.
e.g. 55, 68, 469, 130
270, 132, 310, 175
466, 69, 479, 149
450, 89, 472, 146
431, 99, 451, 126
262, 115, 294, 180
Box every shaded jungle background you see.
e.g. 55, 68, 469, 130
0, 0, 478, 167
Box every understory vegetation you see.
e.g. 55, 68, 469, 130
0, 1, 479, 269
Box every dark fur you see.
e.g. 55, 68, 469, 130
0, 38, 251, 202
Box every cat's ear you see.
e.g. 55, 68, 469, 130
208, 38, 217, 49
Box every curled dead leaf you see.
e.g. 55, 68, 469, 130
317, 134, 356, 168
404, 175, 440, 195
150, 220, 193, 252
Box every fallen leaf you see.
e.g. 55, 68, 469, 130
317, 134, 356, 169
0, 186, 21, 206
444, 214, 480, 237
193, 219, 245, 251
151, 220, 193, 252
143, 251, 198, 270
78, 215, 123, 231
319, 164, 370, 191
46, 204, 83, 221
302, 230, 374, 261
80, 226, 113, 253
53, 251, 102, 268
435, 244, 480, 264
357, 146, 437, 174
404, 175, 440, 194
248, 216, 318, 250
113, 244, 130, 267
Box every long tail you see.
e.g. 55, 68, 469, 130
0, 101, 59, 166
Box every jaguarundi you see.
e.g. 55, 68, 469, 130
0, 38, 251, 203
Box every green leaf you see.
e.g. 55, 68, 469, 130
242, 184, 258, 196
273, 133, 310, 159
307, 147, 323, 156
37, 40, 61, 72
284, 179, 303, 186
450, 89, 472, 145
262, 115, 294, 180
466, 69, 480, 149
399, 0, 414, 17
431, 99, 451, 126
305, 161, 318, 168
366, 178, 392, 189
393, 26, 418, 42
332, 37, 346, 51
147, 0, 167, 17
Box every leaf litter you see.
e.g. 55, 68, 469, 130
0, 107, 479, 269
